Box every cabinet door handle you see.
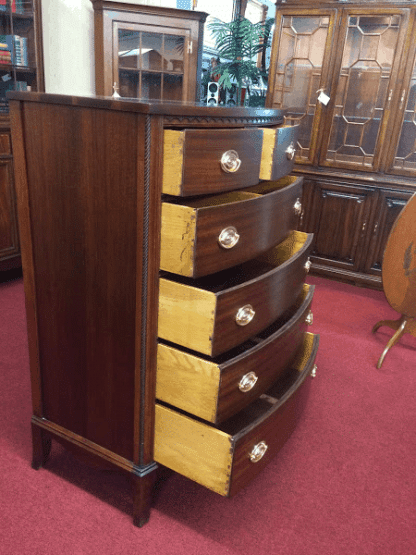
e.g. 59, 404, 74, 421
218, 226, 240, 249
220, 150, 241, 173
235, 304, 255, 326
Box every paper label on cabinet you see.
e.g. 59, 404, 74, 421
318, 91, 330, 106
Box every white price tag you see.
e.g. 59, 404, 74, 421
318, 91, 330, 106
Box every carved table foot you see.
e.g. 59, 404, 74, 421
372, 315, 416, 368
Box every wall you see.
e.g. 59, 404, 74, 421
41, 0, 176, 95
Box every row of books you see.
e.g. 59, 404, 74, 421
0, 0, 32, 14
0, 78, 28, 112
0, 34, 28, 66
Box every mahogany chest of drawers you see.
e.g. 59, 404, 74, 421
8, 93, 319, 526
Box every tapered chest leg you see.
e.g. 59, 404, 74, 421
31, 421, 52, 470
131, 464, 158, 527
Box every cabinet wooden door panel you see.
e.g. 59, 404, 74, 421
363, 189, 413, 275
304, 179, 377, 273
0, 160, 20, 266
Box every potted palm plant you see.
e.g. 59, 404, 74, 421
208, 15, 274, 106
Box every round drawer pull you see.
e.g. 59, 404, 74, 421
305, 258, 311, 273
311, 364, 317, 378
249, 441, 268, 463
305, 310, 313, 325
294, 198, 302, 215
220, 150, 242, 173
235, 304, 255, 326
286, 143, 296, 161
238, 371, 258, 392
218, 226, 240, 249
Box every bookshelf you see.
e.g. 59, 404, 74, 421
0, 0, 43, 271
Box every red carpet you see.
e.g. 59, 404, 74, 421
1, 274, 415, 555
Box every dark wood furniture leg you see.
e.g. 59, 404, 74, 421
31, 421, 52, 470
132, 464, 158, 527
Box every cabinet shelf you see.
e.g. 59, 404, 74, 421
120, 68, 185, 76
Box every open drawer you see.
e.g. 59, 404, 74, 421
162, 127, 264, 196
156, 284, 314, 424
259, 124, 300, 181
158, 231, 313, 357
154, 332, 319, 497
160, 175, 303, 278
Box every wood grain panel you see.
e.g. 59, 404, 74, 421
162, 130, 184, 196
212, 231, 313, 356
158, 278, 216, 355
154, 404, 233, 496
19, 101, 145, 460
160, 176, 303, 278
162, 128, 264, 196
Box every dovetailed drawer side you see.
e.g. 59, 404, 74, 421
160, 175, 304, 278
154, 333, 319, 497
156, 284, 315, 423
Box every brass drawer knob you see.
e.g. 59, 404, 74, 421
311, 364, 317, 378
249, 441, 268, 463
235, 304, 255, 326
305, 310, 313, 325
294, 198, 302, 215
218, 226, 240, 249
238, 371, 258, 392
286, 143, 296, 161
220, 150, 242, 173
305, 258, 311, 273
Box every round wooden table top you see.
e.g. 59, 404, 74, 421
382, 193, 416, 317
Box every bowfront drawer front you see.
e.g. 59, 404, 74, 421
154, 332, 319, 497
156, 284, 314, 424
259, 125, 300, 181
158, 230, 313, 357
160, 175, 303, 278
162, 128, 263, 196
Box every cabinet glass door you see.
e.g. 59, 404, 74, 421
115, 23, 189, 101
387, 39, 416, 176
266, 10, 337, 165
320, 11, 409, 171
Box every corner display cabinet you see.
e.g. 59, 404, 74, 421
266, 0, 416, 288
90, 0, 207, 102
8, 91, 319, 526
0, 0, 43, 271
